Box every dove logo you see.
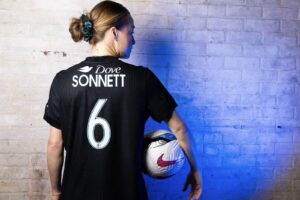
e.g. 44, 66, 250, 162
78, 66, 93, 73
72, 65, 126, 88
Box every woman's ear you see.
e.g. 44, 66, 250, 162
111, 27, 118, 41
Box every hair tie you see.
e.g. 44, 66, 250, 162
80, 14, 93, 42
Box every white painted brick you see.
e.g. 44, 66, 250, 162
263, 7, 298, 20
241, 94, 276, 106
207, 43, 242, 56
243, 45, 278, 57
135, 28, 185, 42
28, 169, 48, 179
0, 128, 32, 141
276, 118, 300, 128
245, 19, 280, 32
8, 194, 31, 200
203, 82, 224, 94
206, 69, 242, 82
168, 16, 206, 30
263, 32, 298, 46
246, 0, 281, 6
207, 0, 245, 5
1, 0, 300, 198
0, 24, 30, 37
207, 31, 225, 43
28, 179, 50, 193
281, 0, 300, 7
261, 83, 295, 95
242, 69, 277, 82
188, 0, 206, 4
187, 4, 207, 17
280, 46, 300, 57
208, 5, 226, 17
124, 2, 151, 15
275, 143, 294, 155
0, 180, 27, 192
260, 107, 294, 119
204, 144, 219, 155
185, 56, 207, 68
185, 30, 224, 43
224, 57, 260, 70
0, 0, 34, 10
149, 2, 187, 16
277, 95, 300, 107
262, 57, 296, 70
206, 56, 224, 68
168, 67, 205, 81
223, 106, 254, 119
207, 18, 243, 31
169, 79, 205, 93
185, 30, 209, 42
135, 41, 206, 55
0, 38, 50, 52
134, 15, 169, 28
0, 10, 73, 25
199, 93, 240, 106
278, 69, 298, 85
223, 81, 260, 94
204, 133, 222, 144
29, 154, 47, 169
281, 20, 300, 33
226, 5, 262, 18
226, 31, 262, 44
202, 106, 223, 118
240, 144, 274, 155
204, 118, 241, 127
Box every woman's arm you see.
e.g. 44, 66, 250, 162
47, 126, 64, 198
166, 111, 202, 200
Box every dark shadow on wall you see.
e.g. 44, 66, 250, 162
135, 30, 209, 200
132, 29, 300, 200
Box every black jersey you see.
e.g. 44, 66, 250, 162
43, 56, 177, 200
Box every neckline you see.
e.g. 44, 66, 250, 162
84, 55, 119, 63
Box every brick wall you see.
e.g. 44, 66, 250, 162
0, 0, 299, 199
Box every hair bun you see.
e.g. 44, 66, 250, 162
69, 17, 84, 42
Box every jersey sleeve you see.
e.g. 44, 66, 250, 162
145, 67, 178, 123
43, 73, 62, 129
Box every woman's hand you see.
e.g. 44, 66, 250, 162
51, 192, 61, 200
182, 170, 202, 200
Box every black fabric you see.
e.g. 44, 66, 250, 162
43, 56, 177, 200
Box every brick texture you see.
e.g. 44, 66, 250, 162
0, 0, 300, 199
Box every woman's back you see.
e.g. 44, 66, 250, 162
44, 55, 177, 199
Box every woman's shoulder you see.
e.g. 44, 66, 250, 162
118, 59, 150, 73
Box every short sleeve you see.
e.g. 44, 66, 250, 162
43, 73, 61, 129
145, 67, 178, 123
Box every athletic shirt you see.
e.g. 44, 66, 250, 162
43, 56, 177, 200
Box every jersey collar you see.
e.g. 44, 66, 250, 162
84, 56, 119, 63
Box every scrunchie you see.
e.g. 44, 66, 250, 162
80, 14, 93, 42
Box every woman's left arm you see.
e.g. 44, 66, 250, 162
166, 111, 202, 200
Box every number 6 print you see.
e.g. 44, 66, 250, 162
87, 99, 111, 149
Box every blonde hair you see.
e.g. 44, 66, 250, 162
69, 0, 131, 46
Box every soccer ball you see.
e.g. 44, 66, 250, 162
142, 130, 185, 178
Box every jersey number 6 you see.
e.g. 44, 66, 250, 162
87, 98, 111, 149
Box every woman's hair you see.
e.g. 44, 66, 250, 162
69, 0, 131, 45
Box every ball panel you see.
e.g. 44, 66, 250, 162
142, 130, 186, 178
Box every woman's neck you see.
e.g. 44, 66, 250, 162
91, 41, 117, 57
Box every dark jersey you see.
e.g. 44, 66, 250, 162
43, 56, 177, 200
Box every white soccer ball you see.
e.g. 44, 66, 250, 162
142, 130, 185, 178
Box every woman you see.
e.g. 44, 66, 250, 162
45, 1, 202, 200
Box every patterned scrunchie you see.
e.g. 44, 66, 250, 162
80, 14, 93, 42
